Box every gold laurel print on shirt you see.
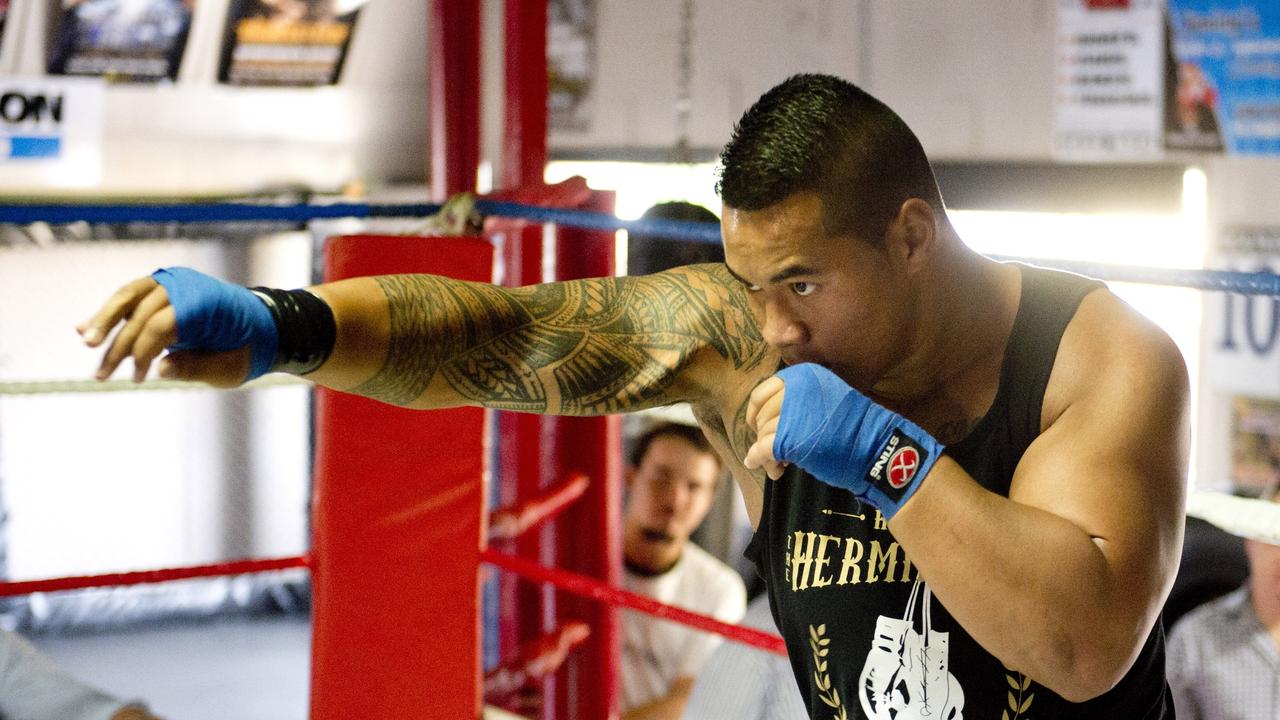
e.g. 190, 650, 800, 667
857, 578, 965, 720
809, 623, 848, 720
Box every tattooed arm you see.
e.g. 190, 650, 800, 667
81, 263, 777, 518
313, 265, 774, 414
313, 265, 778, 520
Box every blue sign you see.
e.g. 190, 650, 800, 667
6, 137, 62, 160
1167, 1, 1280, 155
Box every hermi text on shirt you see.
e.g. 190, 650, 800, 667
784, 529, 916, 591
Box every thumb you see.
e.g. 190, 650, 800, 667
158, 348, 253, 388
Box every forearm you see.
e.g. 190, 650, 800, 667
304, 277, 391, 392
889, 458, 1162, 701
308, 273, 566, 410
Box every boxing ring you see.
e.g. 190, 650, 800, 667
1, 194, 1280, 720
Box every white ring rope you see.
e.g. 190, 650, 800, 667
1186, 490, 1280, 546
0, 374, 310, 396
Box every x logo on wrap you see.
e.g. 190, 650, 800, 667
887, 447, 920, 488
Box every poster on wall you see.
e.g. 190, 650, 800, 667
46, 0, 196, 82
1230, 396, 1280, 496
0, 0, 9, 54
1166, 1, 1280, 154
218, 0, 366, 87
0, 76, 105, 188
1053, 0, 1165, 161
1203, 223, 1280, 398
548, 0, 595, 132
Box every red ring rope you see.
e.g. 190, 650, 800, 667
481, 548, 787, 656
0, 555, 309, 598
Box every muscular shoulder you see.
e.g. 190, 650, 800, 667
1043, 287, 1189, 430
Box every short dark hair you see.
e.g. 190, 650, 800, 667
628, 421, 721, 470
716, 74, 943, 244
627, 201, 724, 275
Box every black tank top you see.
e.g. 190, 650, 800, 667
744, 264, 1173, 720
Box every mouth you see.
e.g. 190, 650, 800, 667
640, 528, 676, 544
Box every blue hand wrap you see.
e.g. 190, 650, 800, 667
151, 267, 278, 381
773, 363, 943, 521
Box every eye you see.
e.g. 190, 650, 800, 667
791, 281, 815, 296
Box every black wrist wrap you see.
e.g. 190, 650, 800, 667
250, 287, 336, 376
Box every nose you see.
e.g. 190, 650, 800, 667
760, 298, 807, 349
658, 480, 686, 510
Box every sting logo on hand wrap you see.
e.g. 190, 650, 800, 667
887, 447, 920, 488
867, 430, 929, 500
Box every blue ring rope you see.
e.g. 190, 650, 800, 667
0, 200, 1273, 295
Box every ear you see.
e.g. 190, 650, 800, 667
886, 198, 937, 273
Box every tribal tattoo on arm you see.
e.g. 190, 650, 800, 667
352, 264, 772, 415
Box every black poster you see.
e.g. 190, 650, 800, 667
46, 0, 195, 82
0, 0, 9, 53
548, 0, 595, 131
218, 0, 364, 87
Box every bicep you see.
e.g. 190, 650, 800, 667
1010, 326, 1189, 600
1008, 319, 1187, 599
519, 265, 769, 414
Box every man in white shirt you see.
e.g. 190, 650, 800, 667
621, 422, 747, 720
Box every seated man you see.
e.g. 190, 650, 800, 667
682, 593, 807, 719
0, 628, 160, 720
621, 422, 746, 720
1166, 489, 1280, 719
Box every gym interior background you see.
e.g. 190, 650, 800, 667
0, 1, 1277, 718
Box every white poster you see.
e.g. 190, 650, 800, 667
1053, 0, 1164, 160
1196, 158, 1280, 493
0, 76, 104, 188
1204, 225, 1280, 397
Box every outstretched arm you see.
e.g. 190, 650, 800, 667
81, 264, 771, 415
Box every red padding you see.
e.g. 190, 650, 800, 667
311, 235, 493, 720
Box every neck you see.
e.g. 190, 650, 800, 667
872, 234, 1017, 413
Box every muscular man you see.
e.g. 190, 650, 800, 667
79, 74, 1187, 718
620, 422, 745, 719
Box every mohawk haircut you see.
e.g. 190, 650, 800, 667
716, 74, 944, 244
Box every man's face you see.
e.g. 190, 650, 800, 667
721, 192, 912, 388
625, 435, 721, 546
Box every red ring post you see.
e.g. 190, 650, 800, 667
547, 189, 622, 719
310, 235, 494, 720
